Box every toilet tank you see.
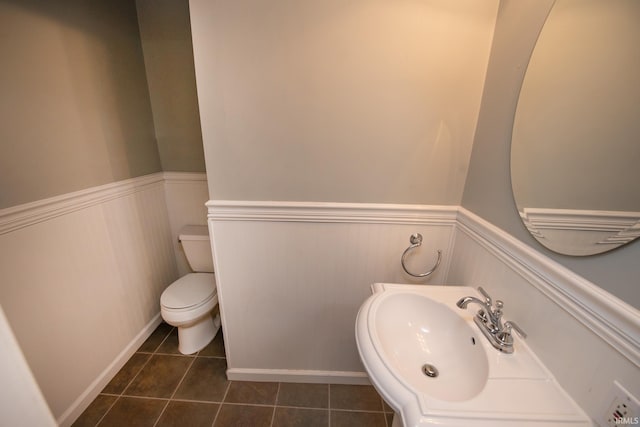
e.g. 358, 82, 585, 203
179, 225, 214, 273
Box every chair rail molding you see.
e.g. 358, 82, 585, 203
0, 173, 166, 235
206, 200, 459, 224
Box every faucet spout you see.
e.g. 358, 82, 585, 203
456, 296, 488, 310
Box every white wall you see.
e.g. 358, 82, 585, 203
0, 174, 178, 424
190, 0, 498, 204
0, 305, 56, 427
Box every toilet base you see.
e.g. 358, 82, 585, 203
177, 313, 221, 355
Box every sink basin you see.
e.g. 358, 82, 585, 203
373, 292, 488, 402
355, 284, 591, 427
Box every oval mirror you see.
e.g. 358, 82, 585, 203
511, 0, 640, 256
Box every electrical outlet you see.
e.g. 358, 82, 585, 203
601, 381, 640, 427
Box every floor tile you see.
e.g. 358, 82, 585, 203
155, 401, 219, 427
386, 412, 395, 426
198, 331, 225, 357
156, 328, 181, 355
71, 394, 117, 427
272, 407, 328, 427
277, 382, 328, 408
137, 323, 173, 353
213, 404, 273, 427
330, 409, 387, 427
102, 353, 150, 394
330, 384, 384, 411
224, 381, 278, 405
98, 396, 166, 427
173, 357, 229, 401
124, 355, 193, 398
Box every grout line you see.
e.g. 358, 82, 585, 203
95, 348, 158, 426
153, 351, 199, 357
94, 395, 120, 426
379, 394, 388, 427
118, 347, 160, 397
154, 325, 175, 353
269, 383, 281, 427
152, 349, 199, 427
329, 408, 387, 414
210, 378, 232, 426
111, 395, 170, 402
327, 384, 331, 427
193, 354, 226, 359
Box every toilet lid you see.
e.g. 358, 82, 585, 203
161, 273, 216, 310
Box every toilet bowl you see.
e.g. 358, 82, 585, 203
160, 226, 220, 354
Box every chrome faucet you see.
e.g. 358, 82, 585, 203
456, 287, 526, 353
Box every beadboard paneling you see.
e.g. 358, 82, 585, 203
449, 208, 640, 423
0, 174, 177, 424
208, 201, 457, 382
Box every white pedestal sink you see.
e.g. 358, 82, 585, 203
355, 283, 592, 427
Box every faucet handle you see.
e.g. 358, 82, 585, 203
494, 300, 504, 316
476, 308, 489, 324
477, 286, 492, 305
503, 321, 527, 339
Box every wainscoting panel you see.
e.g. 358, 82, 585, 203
449, 208, 640, 423
0, 174, 177, 425
208, 201, 458, 382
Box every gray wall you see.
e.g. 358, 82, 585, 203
136, 0, 206, 173
511, 0, 640, 212
462, 0, 640, 308
0, 0, 161, 209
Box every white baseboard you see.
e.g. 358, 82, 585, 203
57, 314, 163, 427
226, 368, 371, 385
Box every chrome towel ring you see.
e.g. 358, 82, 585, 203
401, 233, 442, 278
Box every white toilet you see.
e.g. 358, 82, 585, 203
161, 225, 220, 355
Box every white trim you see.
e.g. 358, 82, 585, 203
226, 368, 371, 385
457, 207, 640, 367
519, 207, 640, 252
520, 208, 640, 232
206, 200, 458, 224
57, 314, 163, 427
0, 173, 165, 235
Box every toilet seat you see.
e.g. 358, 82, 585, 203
161, 273, 216, 311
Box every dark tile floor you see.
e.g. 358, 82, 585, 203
73, 322, 394, 427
